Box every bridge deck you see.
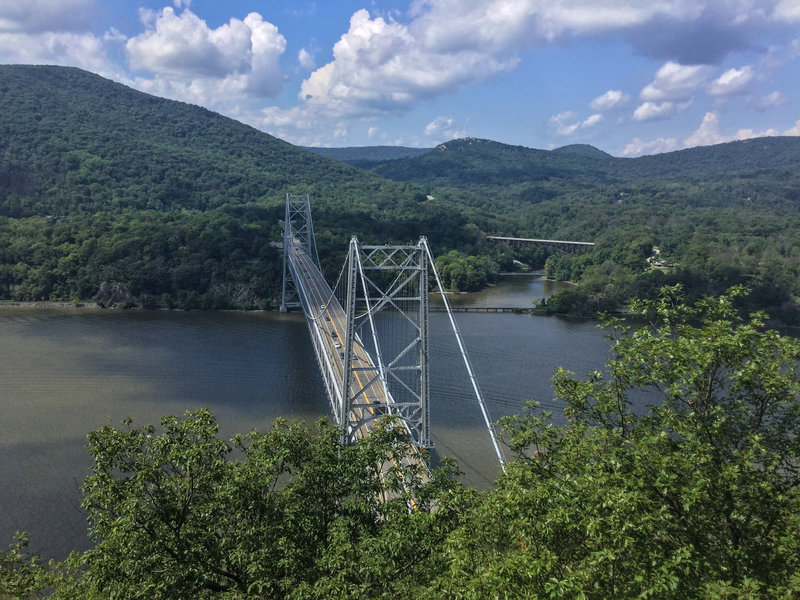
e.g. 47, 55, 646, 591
286, 242, 428, 495
487, 235, 594, 247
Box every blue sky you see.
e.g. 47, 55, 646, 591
1, 0, 799, 155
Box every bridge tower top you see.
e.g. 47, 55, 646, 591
284, 193, 320, 268
281, 194, 320, 310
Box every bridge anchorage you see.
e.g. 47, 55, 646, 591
281, 194, 506, 469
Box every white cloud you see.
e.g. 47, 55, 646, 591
300, 1, 787, 120
409, 0, 704, 50
549, 110, 603, 135
103, 27, 126, 43
785, 120, 800, 135
257, 105, 309, 131
754, 90, 788, 110
244, 13, 287, 96
683, 111, 726, 147
707, 65, 755, 96
298, 47, 315, 70
632, 101, 676, 121
549, 110, 579, 135
0, 31, 113, 73
424, 116, 453, 136
300, 9, 518, 117
583, 113, 603, 127
0, 0, 97, 34
622, 137, 678, 156
773, 0, 800, 21
683, 111, 778, 148
589, 89, 630, 111
125, 8, 286, 98
640, 61, 713, 101
0, 0, 116, 73
250, 104, 322, 144
130, 9, 244, 77
368, 126, 378, 138
423, 115, 466, 140
734, 126, 779, 139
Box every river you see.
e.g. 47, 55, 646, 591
0, 274, 611, 559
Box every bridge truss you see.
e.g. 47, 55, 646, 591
281, 195, 505, 468
343, 237, 431, 447
486, 235, 595, 252
281, 193, 320, 310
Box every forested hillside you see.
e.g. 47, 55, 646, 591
1, 64, 799, 320
368, 137, 800, 322
0, 65, 490, 308
303, 145, 432, 168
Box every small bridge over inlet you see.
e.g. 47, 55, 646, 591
487, 235, 594, 252
280, 194, 505, 469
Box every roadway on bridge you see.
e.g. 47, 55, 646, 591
288, 241, 387, 438
287, 241, 428, 504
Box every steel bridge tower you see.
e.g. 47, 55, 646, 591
281, 193, 320, 311
343, 237, 431, 448
280, 194, 506, 468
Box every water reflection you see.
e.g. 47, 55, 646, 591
430, 271, 568, 309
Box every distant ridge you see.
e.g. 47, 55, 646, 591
552, 144, 613, 159
359, 134, 800, 188
304, 145, 432, 165
367, 137, 615, 187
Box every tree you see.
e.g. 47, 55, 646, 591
0, 533, 94, 600
433, 285, 800, 599
78, 410, 461, 599
1, 532, 50, 599
5, 285, 800, 599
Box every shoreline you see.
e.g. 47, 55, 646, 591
538, 276, 577, 285
0, 300, 102, 309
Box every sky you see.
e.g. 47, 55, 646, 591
1, 0, 799, 156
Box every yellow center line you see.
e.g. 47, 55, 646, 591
295, 250, 418, 509
297, 251, 376, 414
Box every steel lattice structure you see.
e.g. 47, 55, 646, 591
281, 193, 319, 311
280, 194, 506, 467
343, 237, 431, 448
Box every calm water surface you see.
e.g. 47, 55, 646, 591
0, 275, 610, 559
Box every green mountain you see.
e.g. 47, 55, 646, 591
617, 136, 800, 180
1, 64, 799, 321
0, 65, 474, 309
0, 64, 382, 217
369, 137, 615, 189
367, 135, 800, 195
551, 143, 613, 159
303, 145, 432, 168
356, 135, 800, 320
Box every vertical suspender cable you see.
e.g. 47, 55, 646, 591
422, 237, 506, 472
354, 238, 390, 407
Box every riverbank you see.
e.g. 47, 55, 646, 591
0, 300, 101, 309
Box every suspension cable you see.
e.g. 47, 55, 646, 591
422, 237, 507, 472
301, 249, 348, 322
354, 239, 390, 407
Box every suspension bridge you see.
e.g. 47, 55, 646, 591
280, 194, 506, 470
